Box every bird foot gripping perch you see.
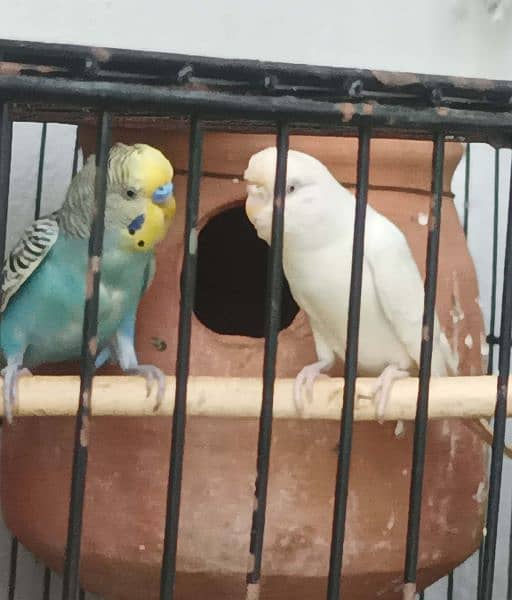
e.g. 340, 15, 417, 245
125, 364, 166, 411
293, 360, 333, 415
1, 365, 32, 424
373, 364, 410, 438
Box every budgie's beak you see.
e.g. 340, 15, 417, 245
152, 181, 176, 224
162, 194, 177, 224
245, 186, 267, 223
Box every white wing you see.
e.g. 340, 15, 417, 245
1, 215, 60, 312
365, 209, 458, 377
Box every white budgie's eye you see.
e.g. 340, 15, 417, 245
287, 184, 296, 194
126, 188, 137, 199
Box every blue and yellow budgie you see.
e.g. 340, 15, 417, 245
0, 142, 176, 422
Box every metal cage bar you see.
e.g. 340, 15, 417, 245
34, 122, 47, 220
1, 75, 512, 144
72, 128, 80, 179
487, 148, 501, 376
245, 123, 289, 599
326, 126, 371, 600
7, 537, 17, 600
0, 102, 12, 295
160, 117, 203, 600
508, 497, 512, 600
0, 103, 14, 600
38, 124, 50, 600
403, 133, 445, 598
481, 146, 501, 599
480, 153, 512, 600
61, 110, 112, 600
3, 37, 512, 115
42, 566, 51, 600
463, 144, 471, 237
447, 571, 454, 599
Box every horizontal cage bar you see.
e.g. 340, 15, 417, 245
1, 38, 512, 112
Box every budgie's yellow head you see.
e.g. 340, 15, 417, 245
107, 143, 176, 252
61, 142, 176, 251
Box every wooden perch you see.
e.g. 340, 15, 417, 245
2, 374, 512, 420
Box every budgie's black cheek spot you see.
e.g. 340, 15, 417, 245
138, 240, 145, 247
128, 229, 135, 236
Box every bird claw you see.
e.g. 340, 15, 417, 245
126, 364, 166, 411
394, 420, 406, 438
372, 365, 409, 426
1, 365, 32, 424
293, 363, 325, 416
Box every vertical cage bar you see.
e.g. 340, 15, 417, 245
72, 127, 80, 178
0, 103, 14, 599
403, 133, 445, 599
447, 571, 454, 599
79, 590, 85, 599
480, 152, 512, 600
0, 102, 13, 290
482, 148, 500, 600
461, 146, 472, 600
326, 126, 371, 600
245, 123, 289, 600
42, 567, 51, 600
508, 504, 512, 599
7, 537, 17, 600
487, 148, 500, 376
463, 144, 471, 237
0, 107, 13, 595
478, 543, 485, 599
34, 122, 47, 220
159, 117, 203, 600
61, 111, 112, 600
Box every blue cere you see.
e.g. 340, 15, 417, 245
152, 182, 174, 204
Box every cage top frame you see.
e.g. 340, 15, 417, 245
0, 38, 511, 145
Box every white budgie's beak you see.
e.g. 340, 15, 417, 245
245, 195, 266, 223
245, 189, 273, 244
245, 182, 269, 222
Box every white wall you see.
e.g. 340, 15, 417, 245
1, 0, 512, 78
1, 1, 512, 598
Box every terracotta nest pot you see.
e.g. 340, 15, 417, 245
0, 128, 487, 599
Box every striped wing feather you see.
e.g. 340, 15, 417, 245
1, 216, 59, 312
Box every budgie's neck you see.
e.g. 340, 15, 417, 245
57, 156, 96, 239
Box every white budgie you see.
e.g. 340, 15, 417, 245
244, 146, 507, 454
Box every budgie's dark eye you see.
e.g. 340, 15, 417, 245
126, 189, 136, 199
287, 184, 296, 194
